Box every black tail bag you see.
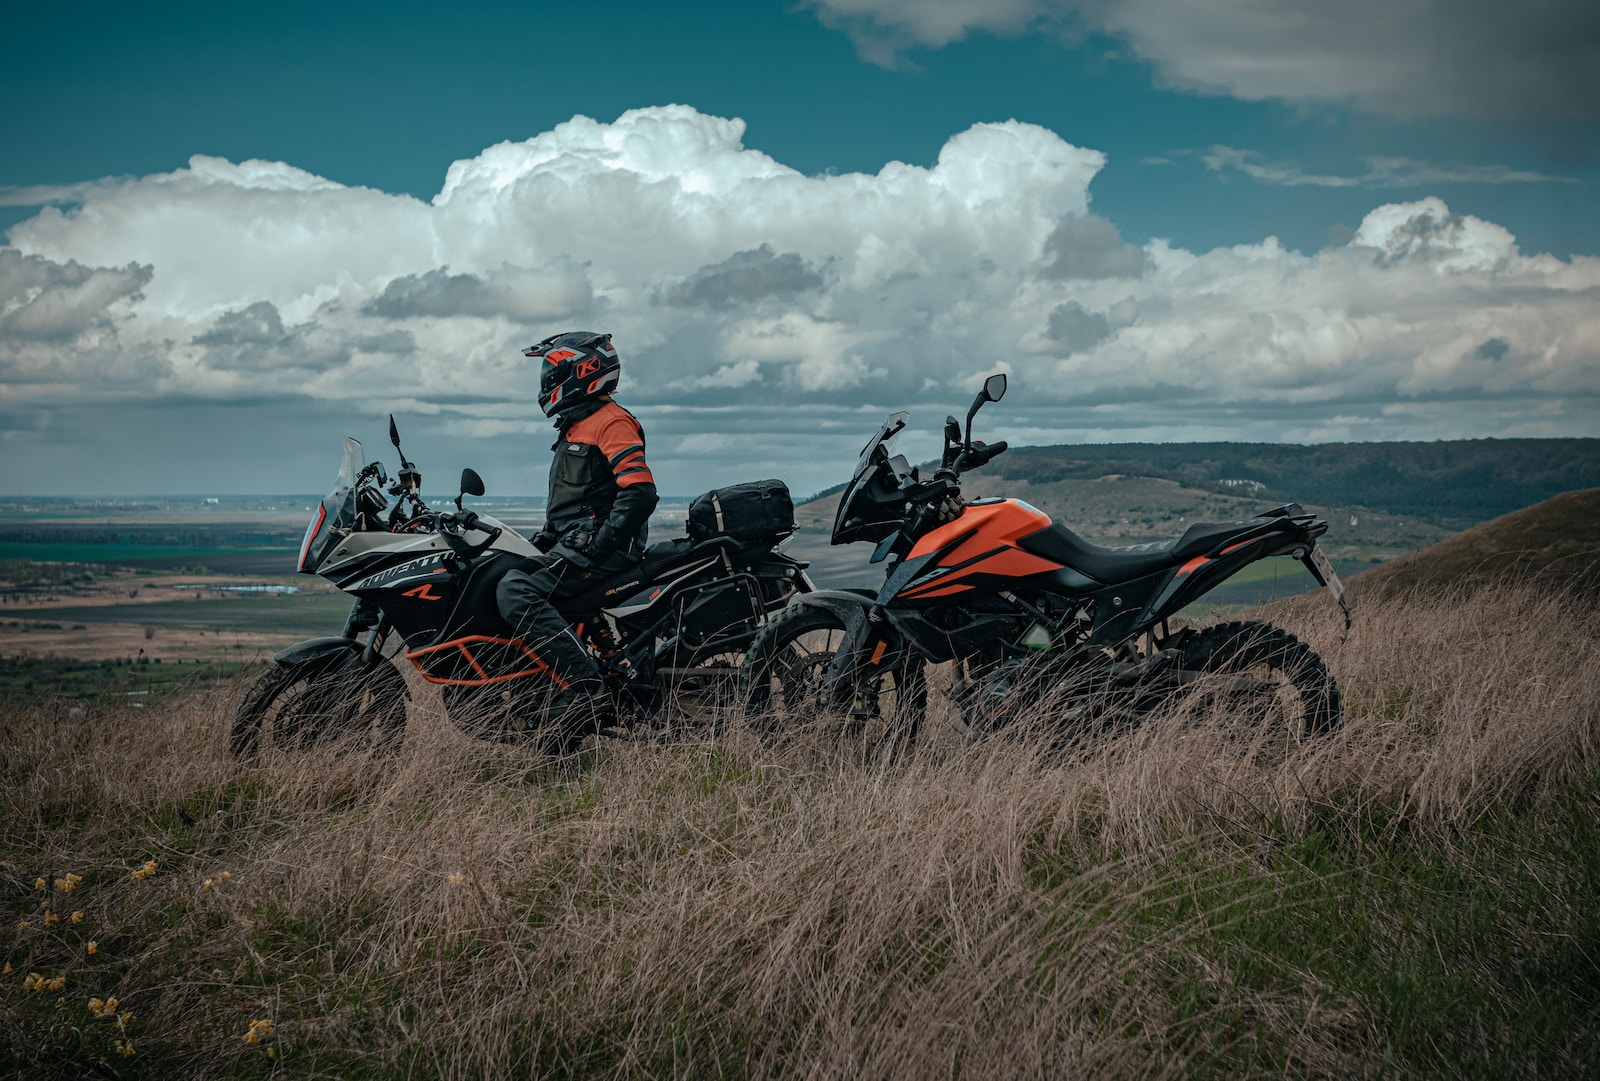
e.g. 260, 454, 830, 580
687, 479, 795, 543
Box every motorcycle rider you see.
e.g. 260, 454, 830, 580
498, 331, 659, 722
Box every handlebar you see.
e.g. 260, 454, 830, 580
954, 440, 1007, 473
437, 511, 502, 560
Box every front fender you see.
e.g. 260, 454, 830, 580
787, 590, 891, 696
272, 636, 363, 667
789, 589, 875, 636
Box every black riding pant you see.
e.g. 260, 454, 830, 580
495, 553, 637, 692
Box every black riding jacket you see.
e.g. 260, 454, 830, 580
543, 398, 658, 558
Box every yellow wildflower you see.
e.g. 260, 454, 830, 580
34, 878, 46, 890
447, 872, 466, 886
71, 910, 84, 924
2, 964, 10, 975
23, 972, 41, 991
115, 1039, 135, 1057
221, 871, 232, 880
244, 1017, 275, 1044
88, 995, 119, 1019
16, 920, 29, 930
44, 909, 59, 927
129, 859, 158, 880
55, 874, 83, 893
46, 976, 65, 992
202, 879, 213, 891
87, 941, 98, 955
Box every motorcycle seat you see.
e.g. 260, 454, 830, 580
639, 536, 728, 579
640, 537, 695, 578
1017, 523, 1178, 585
1172, 520, 1263, 560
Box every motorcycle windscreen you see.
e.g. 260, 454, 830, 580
298, 437, 363, 574
832, 411, 911, 546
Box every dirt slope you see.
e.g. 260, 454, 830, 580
1350, 487, 1600, 598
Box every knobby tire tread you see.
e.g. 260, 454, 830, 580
232, 655, 408, 758
1178, 619, 1342, 735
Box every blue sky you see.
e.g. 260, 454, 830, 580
2, 0, 1597, 495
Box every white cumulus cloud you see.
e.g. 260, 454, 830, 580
2, 105, 1597, 495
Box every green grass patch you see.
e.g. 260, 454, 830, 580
1099, 794, 1600, 1078
0, 654, 258, 702
0, 542, 296, 566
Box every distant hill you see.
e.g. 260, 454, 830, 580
995, 439, 1600, 528
795, 438, 1600, 567
796, 467, 1457, 563
1349, 487, 1600, 598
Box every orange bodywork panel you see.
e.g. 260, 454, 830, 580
896, 500, 1061, 601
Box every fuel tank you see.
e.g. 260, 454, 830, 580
892, 498, 1065, 603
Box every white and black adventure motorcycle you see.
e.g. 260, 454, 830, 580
232, 419, 813, 755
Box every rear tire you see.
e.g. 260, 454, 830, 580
744, 605, 926, 743
1176, 620, 1342, 736
232, 654, 408, 759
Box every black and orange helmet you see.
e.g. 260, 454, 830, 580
526, 331, 621, 418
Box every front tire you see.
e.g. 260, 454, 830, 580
744, 605, 926, 742
1175, 620, 1342, 736
232, 654, 408, 758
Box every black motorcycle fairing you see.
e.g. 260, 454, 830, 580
433, 551, 522, 643
885, 606, 1022, 664
875, 530, 978, 606
1081, 570, 1182, 645
833, 412, 913, 546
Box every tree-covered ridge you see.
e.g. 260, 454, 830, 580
993, 439, 1600, 526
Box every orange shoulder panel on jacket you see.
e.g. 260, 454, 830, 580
571, 401, 654, 488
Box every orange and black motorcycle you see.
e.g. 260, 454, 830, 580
745, 374, 1349, 741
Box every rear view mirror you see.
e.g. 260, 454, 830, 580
459, 468, 486, 498
965, 372, 1009, 445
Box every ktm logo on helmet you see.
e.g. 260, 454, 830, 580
574, 357, 602, 378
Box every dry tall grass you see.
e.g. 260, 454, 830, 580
3, 585, 1598, 1078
